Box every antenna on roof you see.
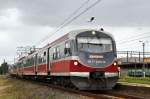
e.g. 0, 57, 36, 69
88, 16, 95, 22
100, 28, 104, 31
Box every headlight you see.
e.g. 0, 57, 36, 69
92, 31, 96, 35
74, 61, 78, 66
113, 62, 117, 66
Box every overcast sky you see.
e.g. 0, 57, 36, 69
0, 0, 150, 64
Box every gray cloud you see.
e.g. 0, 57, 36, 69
1, 0, 150, 27
75, 0, 150, 26
0, 0, 150, 63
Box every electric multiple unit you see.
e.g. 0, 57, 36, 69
11, 29, 119, 90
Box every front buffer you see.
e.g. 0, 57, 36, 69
70, 71, 118, 90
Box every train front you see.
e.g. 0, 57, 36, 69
70, 30, 119, 90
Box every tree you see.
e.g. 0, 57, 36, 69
0, 61, 9, 75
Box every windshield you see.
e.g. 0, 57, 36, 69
77, 37, 113, 53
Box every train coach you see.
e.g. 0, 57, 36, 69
11, 29, 119, 90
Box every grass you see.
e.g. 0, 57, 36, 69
0, 76, 49, 99
0, 75, 92, 99
0, 75, 58, 99
2, 75, 150, 99
119, 76, 150, 85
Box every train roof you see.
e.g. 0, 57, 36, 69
15, 29, 115, 62
67, 29, 114, 39
44, 28, 115, 48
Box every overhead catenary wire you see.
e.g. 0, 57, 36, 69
117, 39, 150, 47
117, 31, 150, 44
56, 0, 90, 30
117, 44, 141, 50
35, 0, 90, 46
36, 0, 102, 46
117, 35, 150, 44
117, 32, 150, 51
117, 40, 150, 47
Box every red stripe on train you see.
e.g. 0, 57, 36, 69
37, 64, 47, 73
23, 66, 35, 73
51, 60, 118, 73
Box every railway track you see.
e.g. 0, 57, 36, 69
9, 76, 146, 99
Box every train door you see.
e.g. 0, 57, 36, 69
48, 47, 53, 72
47, 48, 50, 75
35, 54, 38, 75
64, 41, 71, 72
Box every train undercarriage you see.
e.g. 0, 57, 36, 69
11, 73, 118, 90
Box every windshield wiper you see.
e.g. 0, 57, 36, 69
87, 43, 103, 46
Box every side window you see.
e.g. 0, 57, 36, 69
38, 51, 47, 64
24, 59, 28, 66
52, 47, 60, 60
53, 48, 56, 60
49, 48, 53, 61
71, 40, 76, 52
28, 58, 31, 66
26, 59, 29, 66
17, 63, 19, 67
59, 43, 65, 58
23, 59, 27, 67
65, 42, 70, 48
31, 56, 35, 66
33, 55, 36, 65
56, 47, 60, 59
64, 41, 72, 56
38, 54, 42, 64
43, 51, 47, 63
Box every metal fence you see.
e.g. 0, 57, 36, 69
117, 51, 150, 64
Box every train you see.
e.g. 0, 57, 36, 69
10, 29, 119, 90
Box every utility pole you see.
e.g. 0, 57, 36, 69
142, 42, 145, 78
139, 41, 145, 77
142, 43, 145, 62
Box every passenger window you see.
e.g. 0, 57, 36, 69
53, 48, 56, 59
56, 47, 60, 59
64, 41, 72, 56
59, 43, 65, 58
43, 51, 46, 63
44, 51, 46, 56
37, 52, 46, 64
49, 48, 53, 61
65, 42, 70, 48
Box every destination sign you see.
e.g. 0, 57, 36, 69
89, 55, 103, 59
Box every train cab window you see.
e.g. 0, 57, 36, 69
77, 37, 113, 53
64, 42, 72, 56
